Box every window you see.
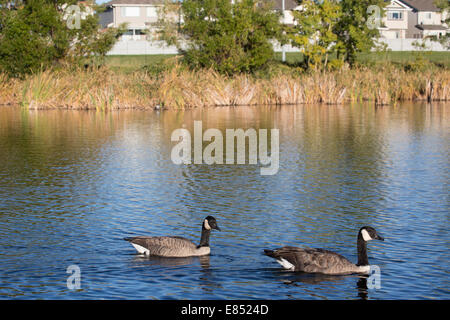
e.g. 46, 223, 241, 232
426, 13, 432, 20
134, 29, 147, 36
121, 7, 140, 17
147, 7, 158, 18
388, 12, 403, 20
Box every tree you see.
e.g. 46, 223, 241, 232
157, 0, 283, 74
333, 0, 386, 66
433, 0, 449, 49
0, 0, 124, 77
289, 0, 344, 70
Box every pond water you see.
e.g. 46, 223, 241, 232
0, 104, 448, 300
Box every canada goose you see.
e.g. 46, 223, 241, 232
264, 226, 384, 275
124, 216, 221, 257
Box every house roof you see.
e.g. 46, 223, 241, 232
399, 0, 441, 12
103, 0, 164, 6
386, 0, 413, 10
416, 24, 449, 30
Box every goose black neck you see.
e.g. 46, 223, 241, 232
198, 226, 211, 248
357, 233, 369, 266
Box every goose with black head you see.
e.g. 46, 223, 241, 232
124, 216, 221, 257
264, 226, 384, 275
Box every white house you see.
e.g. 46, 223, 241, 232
99, 0, 166, 40
399, 0, 449, 39
379, 0, 413, 39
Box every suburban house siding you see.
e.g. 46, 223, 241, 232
380, 0, 412, 39
406, 10, 421, 38
399, 0, 449, 39
99, 0, 164, 40
418, 11, 442, 25
112, 5, 160, 28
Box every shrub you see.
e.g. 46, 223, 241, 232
158, 0, 283, 75
0, 0, 124, 78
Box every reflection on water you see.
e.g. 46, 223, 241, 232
357, 276, 369, 300
0, 103, 448, 299
131, 255, 211, 269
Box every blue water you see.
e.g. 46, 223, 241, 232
0, 104, 448, 299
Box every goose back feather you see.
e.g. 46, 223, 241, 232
264, 226, 383, 275
124, 216, 220, 257
264, 247, 362, 275
124, 236, 210, 257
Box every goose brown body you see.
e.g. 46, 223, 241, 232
264, 226, 384, 275
264, 247, 364, 275
124, 236, 211, 257
124, 216, 220, 258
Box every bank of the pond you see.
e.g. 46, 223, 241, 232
1, 65, 449, 110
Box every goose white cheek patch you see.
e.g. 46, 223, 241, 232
204, 219, 211, 230
361, 229, 373, 241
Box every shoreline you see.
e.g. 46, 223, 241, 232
2, 100, 449, 112
1, 65, 449, 110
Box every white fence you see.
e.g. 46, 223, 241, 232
107, 40, 179, 55
107, 39, 449, 55
107, 40, 303, 55
379, 39, 448, 52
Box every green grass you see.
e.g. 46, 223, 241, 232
105, 54, 177, 73
357, 51, 450, 67
105, 51, 450, 73
274, 51, 450, 68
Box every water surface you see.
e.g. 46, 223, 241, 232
0, 104, 448, 299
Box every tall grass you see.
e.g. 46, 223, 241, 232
0, 73, 20, 105
1, 64, 449, 110
15, 68, 158, 110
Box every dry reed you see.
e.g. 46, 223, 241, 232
0, 64, 449, 110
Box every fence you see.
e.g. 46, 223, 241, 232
107, 40, 179, 55
379, 38, 448, 52
107, 38, 449, 55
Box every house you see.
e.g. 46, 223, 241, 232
399, 0, 449, 39
99, 0, 166, 40
379, 0, 413, 39
99, 0, 302, 39
271, 0, 303, 25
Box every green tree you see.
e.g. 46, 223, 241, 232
333, 0, 386, 66
289, 0, 344, 70
157, 0, 283, 74
0, 0, 124, 77
433, 0, 449, 49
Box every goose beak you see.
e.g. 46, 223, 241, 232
375, 234, 384, 241
214, 225, 221, 231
